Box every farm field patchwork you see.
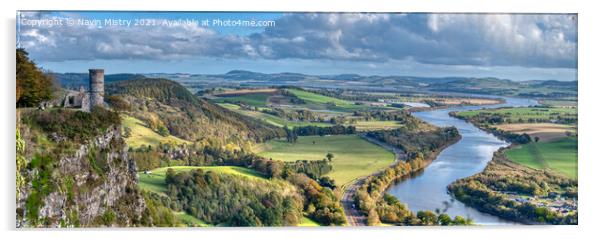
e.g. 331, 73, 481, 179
286, 88, 374, 112
255, 135, 396, 186
504, 137, 577, 179
494, 123, 576, 142
217, 103, 333, 128
456, 107, 577, 123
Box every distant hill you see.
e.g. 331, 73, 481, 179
106, 78, 285, 147
429, 78, 577, 98
145, 70, 576, 98
53, 70, 577, 98
50, 72, 145, 90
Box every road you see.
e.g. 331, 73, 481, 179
341, 134, 405, 226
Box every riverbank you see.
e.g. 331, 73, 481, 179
447, 147, 578, 225
350, 131, 463, 226
386, 96, 536, 225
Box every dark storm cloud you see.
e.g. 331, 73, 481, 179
18, 13, 577, 68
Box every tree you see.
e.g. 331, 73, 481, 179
417, 210, 438, 225
16, 48, 55, 107
326, 153, 334, 162
106, 95, 131, 111
157, 125, 170, 136
367, 208, 381, 225
438, 213, 452, 225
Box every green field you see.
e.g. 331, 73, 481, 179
121, 115, 190, 148
457, 107, 577, 123
213, 93, 271, 107
138, 166, 268, 194
175, 212, 212, 227
287, 89, 371, 112
255, 135, 395, 186
540, 99, 578, 107
350, 120, 404, 131
505, 137, 577, 179
218, 103, 333, 128
298, 216, 321, 226
288, 88, 354, 106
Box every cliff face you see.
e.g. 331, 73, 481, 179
16, 125, 146, 228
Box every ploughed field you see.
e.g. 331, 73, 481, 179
494, 123, 575, 142
254, 135, 396, 186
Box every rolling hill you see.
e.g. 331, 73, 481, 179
106, 78, 285, 148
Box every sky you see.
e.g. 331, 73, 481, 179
17, 11, 578, 81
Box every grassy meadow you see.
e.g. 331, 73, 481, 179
350, 120, 404, 131
175, 212, 212, 227
505, 137, 577, 179
255, 135, 395, 186
121, 115, 190, 148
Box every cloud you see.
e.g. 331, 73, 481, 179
19, 17, 253, 62
18, 12, 577, 69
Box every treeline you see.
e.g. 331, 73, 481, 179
488, 128, 532, 144
354, 123, 464, 225
133, 141, 335, 186
355, 155, 471, 225
352, 110, 410, 121
283, 125, 356, 143
165, 169, 303, 226
285, 159, 333, 182
292, 125, 356, 136
366, 126, 460, 157
450, 112, 533, 144
280, 88, 306, 104
134, 144, 346, 225
261, 108, 323, 122
448, 152, 578, 225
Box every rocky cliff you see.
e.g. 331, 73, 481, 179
16, 123, 146, 228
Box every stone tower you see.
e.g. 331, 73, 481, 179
89, 68, 105, 109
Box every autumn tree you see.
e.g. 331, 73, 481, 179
16, 48, 55, 107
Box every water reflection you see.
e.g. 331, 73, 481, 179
387, 96, 536, 225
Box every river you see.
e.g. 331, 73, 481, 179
386, 96, 538, 225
